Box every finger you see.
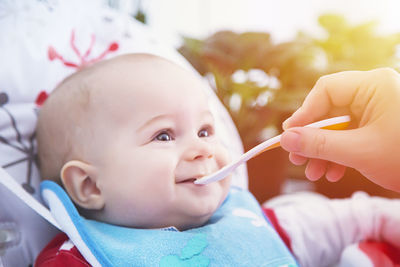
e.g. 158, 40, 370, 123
281, 126, 368, 169
325, 162, 346, 182
289, 152, 308, 166
305, 158, 328, 181
283, 70, 367, 130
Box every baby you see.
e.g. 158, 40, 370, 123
35, 54, 400, 266
37, 53, 231, 231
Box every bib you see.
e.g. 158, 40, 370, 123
41, 181, 298, 267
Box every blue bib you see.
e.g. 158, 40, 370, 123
41, 181, 298, 267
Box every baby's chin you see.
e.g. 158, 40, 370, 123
176, 189, 231, 230
173, 212, 215, 231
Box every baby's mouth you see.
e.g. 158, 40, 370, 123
178, 178, 197, 184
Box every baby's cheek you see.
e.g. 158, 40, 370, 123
215, 145, 232, 189
215, 145, 231, 168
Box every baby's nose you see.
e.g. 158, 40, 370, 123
183, 139, 214, 161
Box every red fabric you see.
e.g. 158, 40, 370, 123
35, 91, 48, 106
35, 233, 90, 267
262, 207, 292, 252
359, 241, 400, 267
47, 30, 119, 70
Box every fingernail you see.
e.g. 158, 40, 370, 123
281, 129, 301, 152
282, 108, 302, 130
282, 118, 290, 130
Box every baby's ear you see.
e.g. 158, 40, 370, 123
61, 160, 104, 210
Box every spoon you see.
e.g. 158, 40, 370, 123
194, 115, 351, 185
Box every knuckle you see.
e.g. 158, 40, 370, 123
314, 75, 328, 89
375, 67, 396, 76
313, 132, 327, 158
375, 67, 400, 85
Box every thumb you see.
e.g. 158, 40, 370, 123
281, 127, 366, 168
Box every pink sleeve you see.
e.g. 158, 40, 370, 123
263, 192, 400, 267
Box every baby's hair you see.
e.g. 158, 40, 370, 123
36, 53, 165, 182
37, 65, 96, 182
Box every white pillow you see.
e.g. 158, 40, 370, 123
0, 1, 247, 266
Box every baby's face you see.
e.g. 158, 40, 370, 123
87, 59, 231, 230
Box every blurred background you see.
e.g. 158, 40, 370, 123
108, 0, 400, 202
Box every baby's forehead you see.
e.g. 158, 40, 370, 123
93, 57, 206, 97
63, 55, 209, 119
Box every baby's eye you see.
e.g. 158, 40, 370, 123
198, 126, 213, 138
154, 131, 173, 141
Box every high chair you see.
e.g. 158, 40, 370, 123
0, 1, 397, 266
0, 2, 247, 266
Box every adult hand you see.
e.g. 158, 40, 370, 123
280, 68, 400, 192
